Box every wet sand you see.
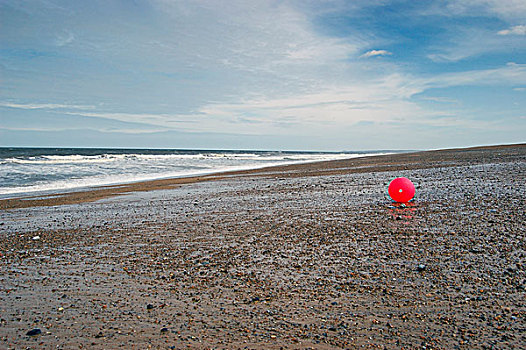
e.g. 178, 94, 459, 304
0, 144, 525, 349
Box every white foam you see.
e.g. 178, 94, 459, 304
5, 152, 359, 165
6, 155, 114, 164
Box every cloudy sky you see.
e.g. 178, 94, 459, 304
1, 0, 525, 150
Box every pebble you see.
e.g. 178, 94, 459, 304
26, 328, 42, 336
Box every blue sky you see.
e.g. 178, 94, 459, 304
1, 0, 525, 150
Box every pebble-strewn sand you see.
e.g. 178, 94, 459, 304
0, 144, 525, 349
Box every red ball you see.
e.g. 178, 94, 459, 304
388, 177, 415, 203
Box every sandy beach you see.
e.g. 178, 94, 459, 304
0, 144, 525, 349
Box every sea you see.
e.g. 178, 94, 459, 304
0, 148, 389, 199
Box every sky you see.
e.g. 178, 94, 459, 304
1, 0, 525, 151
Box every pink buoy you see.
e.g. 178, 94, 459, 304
388, 177, 415, 203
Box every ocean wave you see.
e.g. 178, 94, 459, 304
5, 155, 114, 164
3, 152, 355, 164
3, 154, 196, 164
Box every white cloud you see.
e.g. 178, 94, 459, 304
422, 2, 526, 62
423, 62, 526, 88
64, 111, 196, 129
441, 0, 526, 20
55, 31, 75, 46
0, 102, 94, 110
193, 63, 526, 133
53, 62, 525, 137
427, 24, 526, 62
419, 96, 460, 104
0, 126, 163, 134
498, 25, 526, 35
147, 1, 362, 74
360, 50, 392, 58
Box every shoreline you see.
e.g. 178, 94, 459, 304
0, 152, 387, 203
1, 143, 525, 349
0, 143, 523, 210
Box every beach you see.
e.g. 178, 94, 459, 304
0, 144, 525, 349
